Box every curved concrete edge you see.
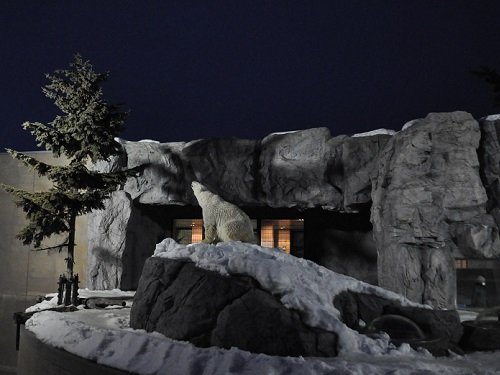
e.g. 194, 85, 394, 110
17, 326, 134, 375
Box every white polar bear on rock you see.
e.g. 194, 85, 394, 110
191, 181, 255, 243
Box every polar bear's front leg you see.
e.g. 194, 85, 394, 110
203, 224, 218, 243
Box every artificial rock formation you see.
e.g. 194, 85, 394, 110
372, 112, 500, 308
88, 128, 389, 289
130, 257, 338, 357
88, 111, 500, 308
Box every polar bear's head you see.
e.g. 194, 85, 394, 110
191, 181, 211, 201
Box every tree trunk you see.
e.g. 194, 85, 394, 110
67, 211, 77, 279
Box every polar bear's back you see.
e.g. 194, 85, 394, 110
218, 217, 255, 243
214, 200, 255, 242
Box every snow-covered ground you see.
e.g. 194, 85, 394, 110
25, 289, 135, 313
25, 240, 500, 375
26, 309, 500, 375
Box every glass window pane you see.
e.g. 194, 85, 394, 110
260, 219, 304, 256
173, 219, 203, 245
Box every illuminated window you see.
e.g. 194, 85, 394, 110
173, 219, 258, 245
260, 219, 304, 256
173, 218, 304, 257
455, 259, 468, 269
173, 219, 204, 245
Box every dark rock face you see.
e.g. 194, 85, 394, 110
333, 290, 463, 356
460, 320, 500, 352
130, 257, 338, 357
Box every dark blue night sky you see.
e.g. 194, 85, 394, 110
1, 1, 500, 151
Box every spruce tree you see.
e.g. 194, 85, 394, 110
2, 54, 130, 293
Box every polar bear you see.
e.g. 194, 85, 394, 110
191, 181, 255, 243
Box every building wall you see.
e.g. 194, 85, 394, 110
0, 152, 87, 374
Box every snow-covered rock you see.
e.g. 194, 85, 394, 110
131, 239, 432, 356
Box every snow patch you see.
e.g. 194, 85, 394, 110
78, 289, 135, 299
269, 130, 300, 136
113, 137, 129, 144
401, 119, 421, 131
25, 289, 135, 313
484, 114, 500, 121
25, 295, 59, 313
351, 129, 396, 137
113, 137, 161, 144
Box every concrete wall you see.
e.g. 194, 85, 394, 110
0, 152, 88, 375
17, 327, 129, 375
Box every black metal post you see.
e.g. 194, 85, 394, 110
57, 275, 66, 305
71, 274, 79, 306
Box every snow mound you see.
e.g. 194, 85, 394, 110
153, 238, 425, 355
351, 129, 396, 137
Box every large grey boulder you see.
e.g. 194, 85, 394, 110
184, 138, 260, 205
372, 112, 500, 308
259, 128, 342, 209
122, 141, 189, 205
130, 257, 338, 357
